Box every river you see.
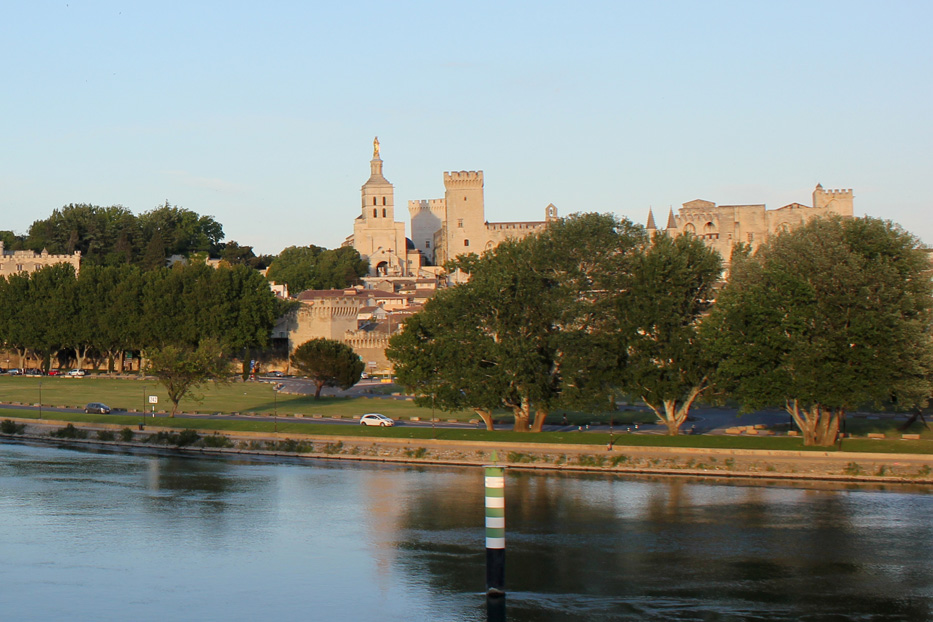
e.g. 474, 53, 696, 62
0, 441, 930, 621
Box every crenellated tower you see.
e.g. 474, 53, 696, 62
812, 183, 854, 217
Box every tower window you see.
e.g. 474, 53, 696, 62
382, 208, 387, 217
464, 239, 470, 247
425, 241, 430, 248
373, 208, 377, 217
373, 197, 377, 206
457, 219, 463, 228
382, 197, 386, 205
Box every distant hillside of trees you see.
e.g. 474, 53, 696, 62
1, 202, 369, 292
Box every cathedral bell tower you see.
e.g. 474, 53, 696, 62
361, 136, 395, 221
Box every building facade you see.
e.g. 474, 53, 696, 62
0, 242, 81, 277
648, 184, 854, 264
346, 139, 558, 274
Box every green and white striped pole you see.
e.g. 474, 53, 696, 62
485, 455, 505, 597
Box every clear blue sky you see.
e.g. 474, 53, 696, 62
2, 1, 931, 254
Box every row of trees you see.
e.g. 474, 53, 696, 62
5, 203, 369, 292
387, 213, 933, 445
0, 261, 281, 377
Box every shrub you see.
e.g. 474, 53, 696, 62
51, 424, 88, 439
577, 454, 606, 467
201, 433, 233, 448
0, 419, 26, 435
405, 447, 428, 459
176, 429, 200, 447
96, 430, 116, 441
507, 451, 538, 464
277, 439, 313, 453
321, 441, 344, 455
844, 462, 863, 476
119, 428, 135, 442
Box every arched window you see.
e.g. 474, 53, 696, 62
382, 197, 386, 206
373, 208, 377, 217
382, 208, 386, 217
373, 197, 377, 206
684, 223, 696, 235
704, 221, 715, 234
464, 239, 470, 247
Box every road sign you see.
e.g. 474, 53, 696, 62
148, 396, 159, 404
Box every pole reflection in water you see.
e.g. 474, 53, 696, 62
0, 442, 931, 622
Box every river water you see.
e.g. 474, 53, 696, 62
0, 441, 931, 621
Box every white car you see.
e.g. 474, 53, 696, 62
359, 413, 394, 427
67, 369, 86, 377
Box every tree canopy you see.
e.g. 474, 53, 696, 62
147, 339, 230, 416
704, 216, 933, 445
612, 232, 723, 434
290, 338, 365, 399
389, 213, 644, 431
265, 245, 368, 293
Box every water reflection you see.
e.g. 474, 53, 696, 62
0, 441, 931, 621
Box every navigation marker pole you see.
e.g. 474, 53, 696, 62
485, 453, 506, 597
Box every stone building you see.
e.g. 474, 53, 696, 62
0, 242, 81, 277
409, 171, 559, 266
346, 138, 558, 274
648, 184, 853, 265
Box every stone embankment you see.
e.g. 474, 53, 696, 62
3, 418, 933, 486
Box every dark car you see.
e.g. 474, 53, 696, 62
24, 368, 43, 376
84, 403, 111, 414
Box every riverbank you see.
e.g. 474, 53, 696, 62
3, 417, 933, 486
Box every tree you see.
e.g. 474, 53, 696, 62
146, 339, 230, 416
612, 232, 723, 435
290, 338, 364, 400
704, 216, 933, 446
266, 245, 368, 293
389, 213, 643, 431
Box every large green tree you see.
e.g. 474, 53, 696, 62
613, 232, 723, 435
705, 216, 933, 446
266, 245, 368, 293
389, 213, 643, 431
290, 338, 365, 400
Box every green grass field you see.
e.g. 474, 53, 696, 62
1, 376, 931, 455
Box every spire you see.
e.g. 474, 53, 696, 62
666, 207, 677, 230
646, 208, 656, 230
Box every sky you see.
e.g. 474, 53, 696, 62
2, 1, 931, 255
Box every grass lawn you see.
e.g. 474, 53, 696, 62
1, 376, 931, 455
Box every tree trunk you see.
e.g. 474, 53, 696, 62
313, 380, 324, 400
643, 384, 705, 436
512, 400, 532, 432
531, 408, 548, 432
898, 409, 931, 431
475, 408, 494, 431
786, 400, 842, 446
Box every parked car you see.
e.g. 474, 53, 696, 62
67, 369, 86, 377
7, 369, 22, 376
24, 368, 43, 376
84, 403, 111, 414
359, 413, 394, 427
47, 369, 62, 376
266, 371, 285, 378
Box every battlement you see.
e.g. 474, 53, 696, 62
444, 170, 484, 187
408, 199, 446, 212
813, 184, 854, 213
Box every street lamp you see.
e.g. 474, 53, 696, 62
38, 381, 42, 420
273, 383, 278, 434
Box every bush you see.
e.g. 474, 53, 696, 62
119, 428, 135, 442
96, 430, 116, 441
145, 429, 201, 447
176, 429, 200, 447
0, 419, 26, 435
51, 424, 88, 439
276, 438, 314, 453
405, 447, 429, 459
201, 433, 233, 448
